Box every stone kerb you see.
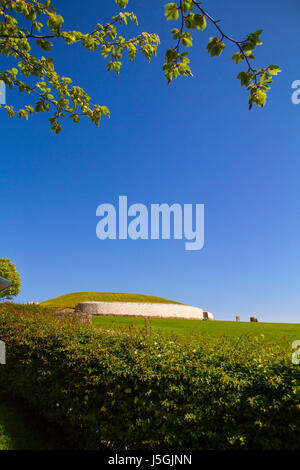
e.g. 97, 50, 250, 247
55, 309, 92, 325
75, 301, 214, 320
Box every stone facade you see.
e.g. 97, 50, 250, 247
75, 301, 214, 321
55, 308, 92, 325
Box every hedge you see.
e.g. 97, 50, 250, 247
0, 303, 299, 450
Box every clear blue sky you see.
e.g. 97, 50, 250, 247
1, 0, 299, 322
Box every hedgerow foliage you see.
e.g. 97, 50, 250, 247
0, 303, 299, 450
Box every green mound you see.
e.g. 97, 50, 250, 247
41, 292, 183, 308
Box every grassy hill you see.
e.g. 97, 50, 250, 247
41, 292, 184, 309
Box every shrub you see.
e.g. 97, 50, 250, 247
0, 303, 299, 450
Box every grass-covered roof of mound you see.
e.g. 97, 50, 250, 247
41, 292, 184, 308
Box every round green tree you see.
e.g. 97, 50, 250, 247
0, 258, 21, 301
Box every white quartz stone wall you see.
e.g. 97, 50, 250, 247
75, 301, 214, 320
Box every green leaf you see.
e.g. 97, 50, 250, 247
164, 3, 179, 21
237, 71, 252, 87
207, 37, 225, 57
252, 89, 267, 107
181, 32, 193, 47
185, 13, 206, 30
182, 0, 194, 12
268, 65, 281, 76
194, 14, 207, 30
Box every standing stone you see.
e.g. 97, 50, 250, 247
236, 316, 240, 322
55, 308, 92, 325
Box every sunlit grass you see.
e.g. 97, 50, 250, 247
41, 292, 183, 308
93, 316, 300, 348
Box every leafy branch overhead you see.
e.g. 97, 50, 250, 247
164, 0, 281, 109
0, 0, 280, 133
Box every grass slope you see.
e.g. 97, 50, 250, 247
41, 292, 183, 308
93, 316, 300, 347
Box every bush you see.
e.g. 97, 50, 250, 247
0, 303, 299, 450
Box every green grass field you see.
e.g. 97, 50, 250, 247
41, 292, 183, 308
93, 316, 300, 347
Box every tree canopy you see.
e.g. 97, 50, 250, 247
0, 258, 21, 301
0, 0, 281, 133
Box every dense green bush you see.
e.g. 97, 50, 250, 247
0, 303, 299, 450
